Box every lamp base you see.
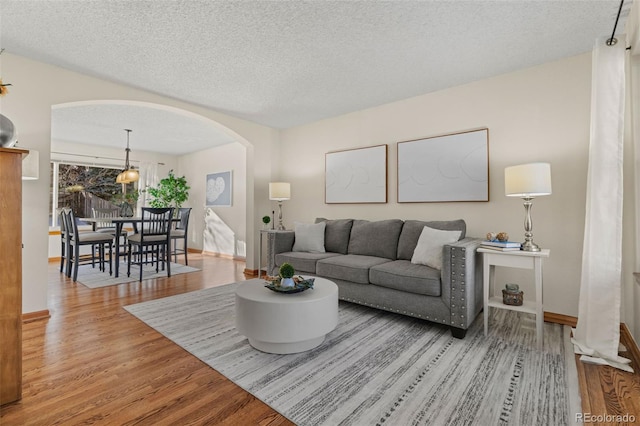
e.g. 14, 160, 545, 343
520, 197, 541, 252
276, 201, 285, 230
520, 240, 541, 252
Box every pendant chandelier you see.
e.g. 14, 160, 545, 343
116, 129, 139, 184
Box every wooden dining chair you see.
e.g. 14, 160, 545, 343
63, 209, 115, 282
127, 207, 174, 282
170, 207, 192, 265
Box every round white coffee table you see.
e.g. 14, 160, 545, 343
235, 277, 339, 354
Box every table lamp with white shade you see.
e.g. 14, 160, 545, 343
269, 182, 291, 230
505, 162, 552, 252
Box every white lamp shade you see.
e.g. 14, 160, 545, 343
505, 162, 552, 197
22, 149, 39, 180
269, 182, 291, 200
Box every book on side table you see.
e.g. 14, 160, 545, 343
480, 240, 522, 251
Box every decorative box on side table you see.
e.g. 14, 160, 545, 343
478, 247, 550, 350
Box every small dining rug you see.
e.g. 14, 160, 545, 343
125, 282, 580, 425
75, 262, 200, 288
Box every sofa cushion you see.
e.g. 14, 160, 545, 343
397, 219, 466, 260
317, 255, 392, 284
347, 219, 404, 260
275, 251, 341, 274
369, 260, 441, 297
411, 226, 462, 270
292, 222, 326, 253
315, 218, 354, 254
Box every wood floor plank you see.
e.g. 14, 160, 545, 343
1, 254, 638, 425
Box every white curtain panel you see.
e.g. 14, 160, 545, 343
571, 37, 632, 372
138, 161, 158, 214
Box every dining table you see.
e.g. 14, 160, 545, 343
81, 216, 178, 278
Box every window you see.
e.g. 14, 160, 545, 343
50, 162, 135, 226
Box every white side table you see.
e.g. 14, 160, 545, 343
479, 248, 550, 350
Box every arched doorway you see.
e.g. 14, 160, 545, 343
50, 100, 254, 261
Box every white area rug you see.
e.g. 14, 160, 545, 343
125, 282, 579, 425
75, 262, 199, 288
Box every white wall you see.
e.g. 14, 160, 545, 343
2, 53, 278, 315
178, 142, 247, 257
280, 53, 594, 318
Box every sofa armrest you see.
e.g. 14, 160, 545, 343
266, 230, 295, 275
441, 237, 483, 330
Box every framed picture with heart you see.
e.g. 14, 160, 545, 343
206, 170, 232, 207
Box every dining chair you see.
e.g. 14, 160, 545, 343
170, 207, 192, 265
127, 207, 174, 282
64, 209, 114, 282
92, 207, 120, 232
58, 207, 71, 275
92, 207, 128, 253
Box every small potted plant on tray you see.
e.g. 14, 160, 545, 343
279, 263, 296, 289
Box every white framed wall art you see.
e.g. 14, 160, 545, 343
325, 144, 387, 204
397, 128, 489, 202
206, 170, 233, 207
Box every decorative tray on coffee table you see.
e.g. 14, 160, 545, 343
264, 276, 315, 294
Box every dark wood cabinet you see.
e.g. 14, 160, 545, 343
0, 147, 27, 405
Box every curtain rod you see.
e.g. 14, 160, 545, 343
50, 151, 165, 165
607, 0, 631, 50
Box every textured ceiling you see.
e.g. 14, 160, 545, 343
51, 103, 237, 155
0, 0, 632, 154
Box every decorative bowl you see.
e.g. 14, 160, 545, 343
265, 276, 315, 294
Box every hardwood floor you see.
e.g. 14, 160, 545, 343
1, 254, 292, 425
575, 333, 640, 424
1, 254, 639, 425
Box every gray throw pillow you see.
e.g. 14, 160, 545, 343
315, 218, 354, 254
347, 219, 404, 259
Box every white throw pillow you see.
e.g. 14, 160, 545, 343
292, 222, 326, 253
411, 226, 462, 270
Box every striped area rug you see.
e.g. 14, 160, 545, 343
124, 282, 579, 425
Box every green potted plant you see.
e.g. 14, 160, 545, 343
279, 262, 295, 288
146, 170, 190, 212
262, 215, 271, 230
111, 190, 139, 217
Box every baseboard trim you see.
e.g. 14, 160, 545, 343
202, 250, 245, 261
620, 323, 640, 367
244, 268, 259, 277
23, 310, 50, 323
49, 257, 61, 263
544, 311, 577, 327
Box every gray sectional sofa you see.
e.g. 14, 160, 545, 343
266, 218, 483, 338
